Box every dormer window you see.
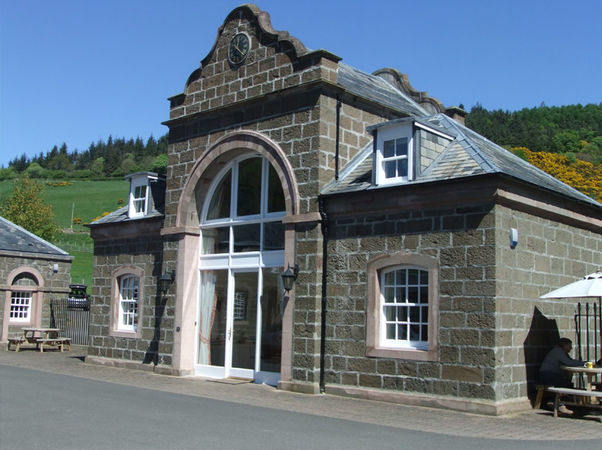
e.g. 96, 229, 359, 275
373, 120, 413, 186
125, 172, 158, 219
369, 118, 453, 187
383, 137, 409, 180
133, 184, 147, 215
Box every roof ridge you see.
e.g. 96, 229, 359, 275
321, 142, 373, 194
419, 140, 467, 179
338, 63, 429, 117
442, 116, 600, 206
438, 115, 500, 173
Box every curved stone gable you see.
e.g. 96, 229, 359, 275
169, 3, 340, 116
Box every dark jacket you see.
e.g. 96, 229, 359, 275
539, 345, 585, 377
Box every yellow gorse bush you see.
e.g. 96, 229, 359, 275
511, 147, 602, 203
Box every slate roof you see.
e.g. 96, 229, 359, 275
337, 63, 429, 118
323, 113, 601, 209
0, 216, 69, 256
88, 175, 165, 226
88, 206, 163, 226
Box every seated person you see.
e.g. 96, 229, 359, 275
539, 338, 585, 387
538, 337, 585, 415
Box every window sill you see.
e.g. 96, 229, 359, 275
366, 345, 437, 361
110, 329, 141, 339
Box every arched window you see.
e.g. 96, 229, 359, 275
119, 275, 140, 331
197, 154, 285, 384
366, 252, 439, 361
201, 155, 286, 255
110, 266, 144, 338
9, 272, 39, 324
380, 267, 429, 349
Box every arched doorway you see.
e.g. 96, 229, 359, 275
169, 131, 298, 382
195, 154, 286, 384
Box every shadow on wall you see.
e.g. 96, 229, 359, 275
144, 255, 167, 366
143, 283, 167, 366
523, 307, 560, 405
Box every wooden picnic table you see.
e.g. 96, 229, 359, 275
7, 327, 70, 352
562, 365, 602, 394
559, 364, 602, 412
22, 327, 60, 341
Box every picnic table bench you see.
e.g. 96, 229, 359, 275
535, 364, 602, 419
7, 336, 26, 352
546, 386, 602, 417
7, 328, 71, 352
36, 337, 71, 352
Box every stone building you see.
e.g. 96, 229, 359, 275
0, 216, 72, 341
86, 4, 602, 414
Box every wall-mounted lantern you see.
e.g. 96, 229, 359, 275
281, 264, 299, 292
159, 270, 175, 293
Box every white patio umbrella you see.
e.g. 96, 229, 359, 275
541, 271, 602, 299
540, 271, 602, 363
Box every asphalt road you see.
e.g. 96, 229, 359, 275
0, 364, 600, 450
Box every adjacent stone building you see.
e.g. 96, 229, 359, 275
0, 216, 72, 341
86, 4, 602, 414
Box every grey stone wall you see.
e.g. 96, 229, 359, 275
494, 205, 602, 402
317, 197, 601, 405
321, 203, 498, 401
417, 128, 450, 174
88, 233, 170, 365
0, 252, 71, 339
163, 12, 393, 380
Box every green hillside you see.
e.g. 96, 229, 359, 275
0, 179, 129, 288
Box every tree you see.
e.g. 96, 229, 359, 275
91, 157, 105, 177
0, 167, 16, 181
0, 177, 59, 241
150, 154, 167, 175
24, 162, 46, 178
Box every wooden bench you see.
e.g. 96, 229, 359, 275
7, 337, 26, 352
545, 386, 602, 417
35, 337, 71, 352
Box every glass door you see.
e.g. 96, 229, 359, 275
196, 268, 282, 383
197, 155, 285, 383
229, 271, 258, 379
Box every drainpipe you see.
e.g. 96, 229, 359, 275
335, 95, 342, 181
318, 195, 328, 393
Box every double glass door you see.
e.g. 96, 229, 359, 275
196, 267, 282, 384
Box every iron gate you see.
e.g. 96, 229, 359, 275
51, 298, 90, 345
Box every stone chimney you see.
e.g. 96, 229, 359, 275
444, 106, 466, 125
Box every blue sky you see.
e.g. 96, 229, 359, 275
1, 0, 600, 167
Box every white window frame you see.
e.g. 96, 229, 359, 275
380, 267, 429, 350
375, 122, 414, 186
366, 252, 439, 361
200, 155, 286, 261
118, 275, 139, 332
133, 184, 148, 215
129, 179, 149, 218
196, 153, 286, 382
9, 291, 32, 322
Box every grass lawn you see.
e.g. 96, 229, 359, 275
41, 179, 129, 231
53, 232, 94, 288
0, 179, 128, 287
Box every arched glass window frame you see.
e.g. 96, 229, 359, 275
379, 265, 430, 350
200, 154, 286, 257
109, 266, 144, 338
118, 275, 140, 332
366, 252, 439, 362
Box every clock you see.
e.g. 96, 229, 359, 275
228, 33, 250, 65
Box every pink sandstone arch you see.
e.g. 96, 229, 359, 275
175, 130, 299, 229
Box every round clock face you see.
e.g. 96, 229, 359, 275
228, 33, 250, 65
